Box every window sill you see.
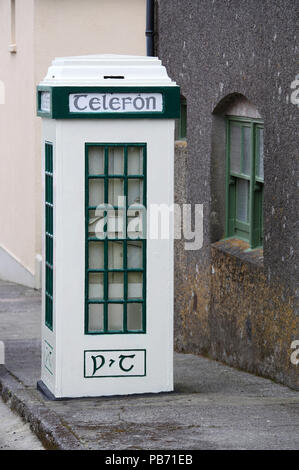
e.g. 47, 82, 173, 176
175, 140, 187, 149
211, 238, 264, 268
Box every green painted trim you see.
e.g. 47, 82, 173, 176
249, 121, 255, 247
83, 349, 146, 378
225, 120, 236, 237
235, 220, 250, 231
175, 96, 187, 140
227, 115, 263, 124
230, 172, 250, 181
37, 85, 180, 119
37, 86, 53, 118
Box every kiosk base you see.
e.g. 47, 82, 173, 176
37, 380, 175, 401
37, 380, 58, 401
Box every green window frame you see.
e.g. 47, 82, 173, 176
226, 116, 264, 249
45, 142, 54, 330
175, 96, 187, 141
85, 143, 147, 335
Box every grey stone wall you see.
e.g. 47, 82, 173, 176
157, 0, 299, 388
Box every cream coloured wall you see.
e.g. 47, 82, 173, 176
0, 0, 36, 282
0, 0, 146, 287
33, 0, 146, 275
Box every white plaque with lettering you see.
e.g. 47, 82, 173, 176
84, 349, 146, 377
69, 93, 163, 113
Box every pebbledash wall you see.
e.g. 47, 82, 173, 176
0, 0, 146, 288
156, 0, 299, 389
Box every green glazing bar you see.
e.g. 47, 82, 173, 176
87, 175, 105, 179
88, 299, 143, 304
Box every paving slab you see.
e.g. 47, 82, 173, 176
0, 397, 44, 450
0, 279, 298, 450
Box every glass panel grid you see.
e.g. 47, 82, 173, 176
45, 142, 53, 330
85, 143, 146, 334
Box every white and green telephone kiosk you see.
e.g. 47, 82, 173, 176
37, 55, 180, 398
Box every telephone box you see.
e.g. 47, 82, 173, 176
36, 55, 180, 398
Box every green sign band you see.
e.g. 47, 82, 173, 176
37, 85, 180, 119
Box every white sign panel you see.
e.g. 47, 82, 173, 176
84, 349, 146, 377
40, 91, 51, 112
69, 93, 163, 113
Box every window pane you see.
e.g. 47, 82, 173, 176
127, 303, 143, 330
108, 147, 124, 174
236, 179, 249, 223
46, 265, 53, 294
88, 210, 105, 238
107, 210, 125, 239
108, 241, 123, 269
89, 179, 104, 206
46, 175, 53, 203
128, 179, 143, 206
128, 147, 143, 175
230, 124, 241, 174
88, 242, 104, 269
127, 241, 143, 269
108, 304, 123, 331
127, 210, 144, 239
88, 146, 104, 175
88, 304, 104, 332
108, 178, 124, 206
243, 127, 251, 175
256, 128, 264, 180
128, 272, 143, 299
108, 272, 124, 299
89, 273, 104, 299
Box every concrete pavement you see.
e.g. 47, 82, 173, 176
0, 279, 298, 450
0, 397, 44, 450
